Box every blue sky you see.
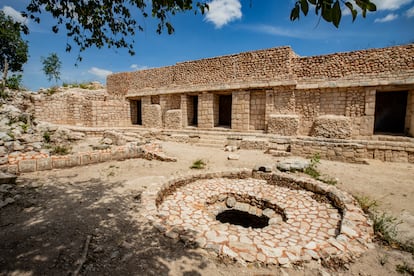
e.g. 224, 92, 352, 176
2, 0, 414, 91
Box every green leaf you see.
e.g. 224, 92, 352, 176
308, 0, 317, 5
367, 2, 377, 11
332, 0, 341, 28
300, 0, 309, 16
345, 2, 357, 21
290, 4, 300, 21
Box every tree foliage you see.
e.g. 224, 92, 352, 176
21, 0, 377, 59
290, 0, 377, 28
23, 0, 208, 61
41, 53, 62, 83
0, 11, 29, 91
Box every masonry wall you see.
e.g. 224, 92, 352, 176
33, 90, 131, 127
108, 44, 414, 97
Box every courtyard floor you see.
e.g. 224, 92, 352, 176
0, 141, 413, 275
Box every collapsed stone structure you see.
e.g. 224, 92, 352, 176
33, 45, 414, 162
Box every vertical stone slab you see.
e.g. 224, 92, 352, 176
360, 88, 376, 136
142, 104, 162, 128
181, 94, 189, 128
165, 110, 183, 129
406, 90, 414, 136
232, 91, 250, 131
198, 92, 214, 129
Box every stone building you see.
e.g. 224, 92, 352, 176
106, 44, 414, 139
33, 44, 414, 163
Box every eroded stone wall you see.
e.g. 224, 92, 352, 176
33, 90, 130, 127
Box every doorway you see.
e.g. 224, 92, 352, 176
374, 91, 407, 134
136, 100, 142, 125
188, 95, 198, 126
219, 95, 232, 127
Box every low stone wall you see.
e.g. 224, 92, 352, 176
267, 114, 299, 136
311, 115, 352, 139
291, 138, 414, 163
0, 143, 176, 174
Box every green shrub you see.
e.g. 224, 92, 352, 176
190, 159, 206, 169
43, 131, 51, 143
355, 195, 378, 214
51, 145, 71, 155
373, 212, 400, 245
304, 153, 321, 179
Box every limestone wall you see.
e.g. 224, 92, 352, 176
109, 44, 414, 96
33, 89, 131, 127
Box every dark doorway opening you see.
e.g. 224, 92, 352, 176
219, 95, 232, 127
374, 91, 407, 134
191, 96, 198, 126
216, 209, 269, 229
136, 100, 142, 125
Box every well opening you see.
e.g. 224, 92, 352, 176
216, 209, 269, 228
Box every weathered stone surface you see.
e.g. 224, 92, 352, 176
311, 115, 352, 139
0, 172, 17, 184
164, 109, 182, 129
227, 154, 239, 160
276, 158, 310, 172
267, 114, 299, 136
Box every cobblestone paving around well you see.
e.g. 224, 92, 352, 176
142, 170, 374, 265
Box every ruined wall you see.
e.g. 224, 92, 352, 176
33, 90, 131, 127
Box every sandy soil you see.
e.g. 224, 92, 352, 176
1, 141, 413, 276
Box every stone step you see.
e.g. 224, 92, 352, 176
194, 142, 224, 148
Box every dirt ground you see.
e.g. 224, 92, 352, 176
1, 140, 413, 276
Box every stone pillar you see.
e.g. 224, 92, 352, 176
141, 96, 162, 128
198, 92, 214, 129
265, 89, 274, 131
407, 90, 414, 136
181, 94, 188, 128
232, 91, 250, 131
360, 88, 376, 136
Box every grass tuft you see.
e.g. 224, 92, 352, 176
190, 159, 206, 169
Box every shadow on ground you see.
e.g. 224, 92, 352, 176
0, 175, 208, 275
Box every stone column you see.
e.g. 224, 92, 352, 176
360, 88, 376, 136
407, 90, 414, 136
265, 89, 275, 131
198, 92, 214, 129
232, 91, 250, 131
181, 94, 188, 128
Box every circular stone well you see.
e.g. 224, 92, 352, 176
142, 169, 373, 265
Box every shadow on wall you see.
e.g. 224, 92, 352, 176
0, 176, 206, 275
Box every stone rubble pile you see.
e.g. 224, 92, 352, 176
0, 89, 86, 166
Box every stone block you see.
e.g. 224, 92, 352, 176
267, 114, 299, 136
18, 159, 37, 173
311, 115, 352, 139
52, 157, 68, 169
164, 109, 182, 129
66, 154, 81, 167
36, 157, 52, 171
142, 104, 162, 128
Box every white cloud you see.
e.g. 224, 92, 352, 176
372, 0, 412, 10
130, 64, 149, 71
2, 6, 26, 24
405, 5, 414, 17
374, 13, 399, 22
88, 67, 113, 79
205, 0, 242, 28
